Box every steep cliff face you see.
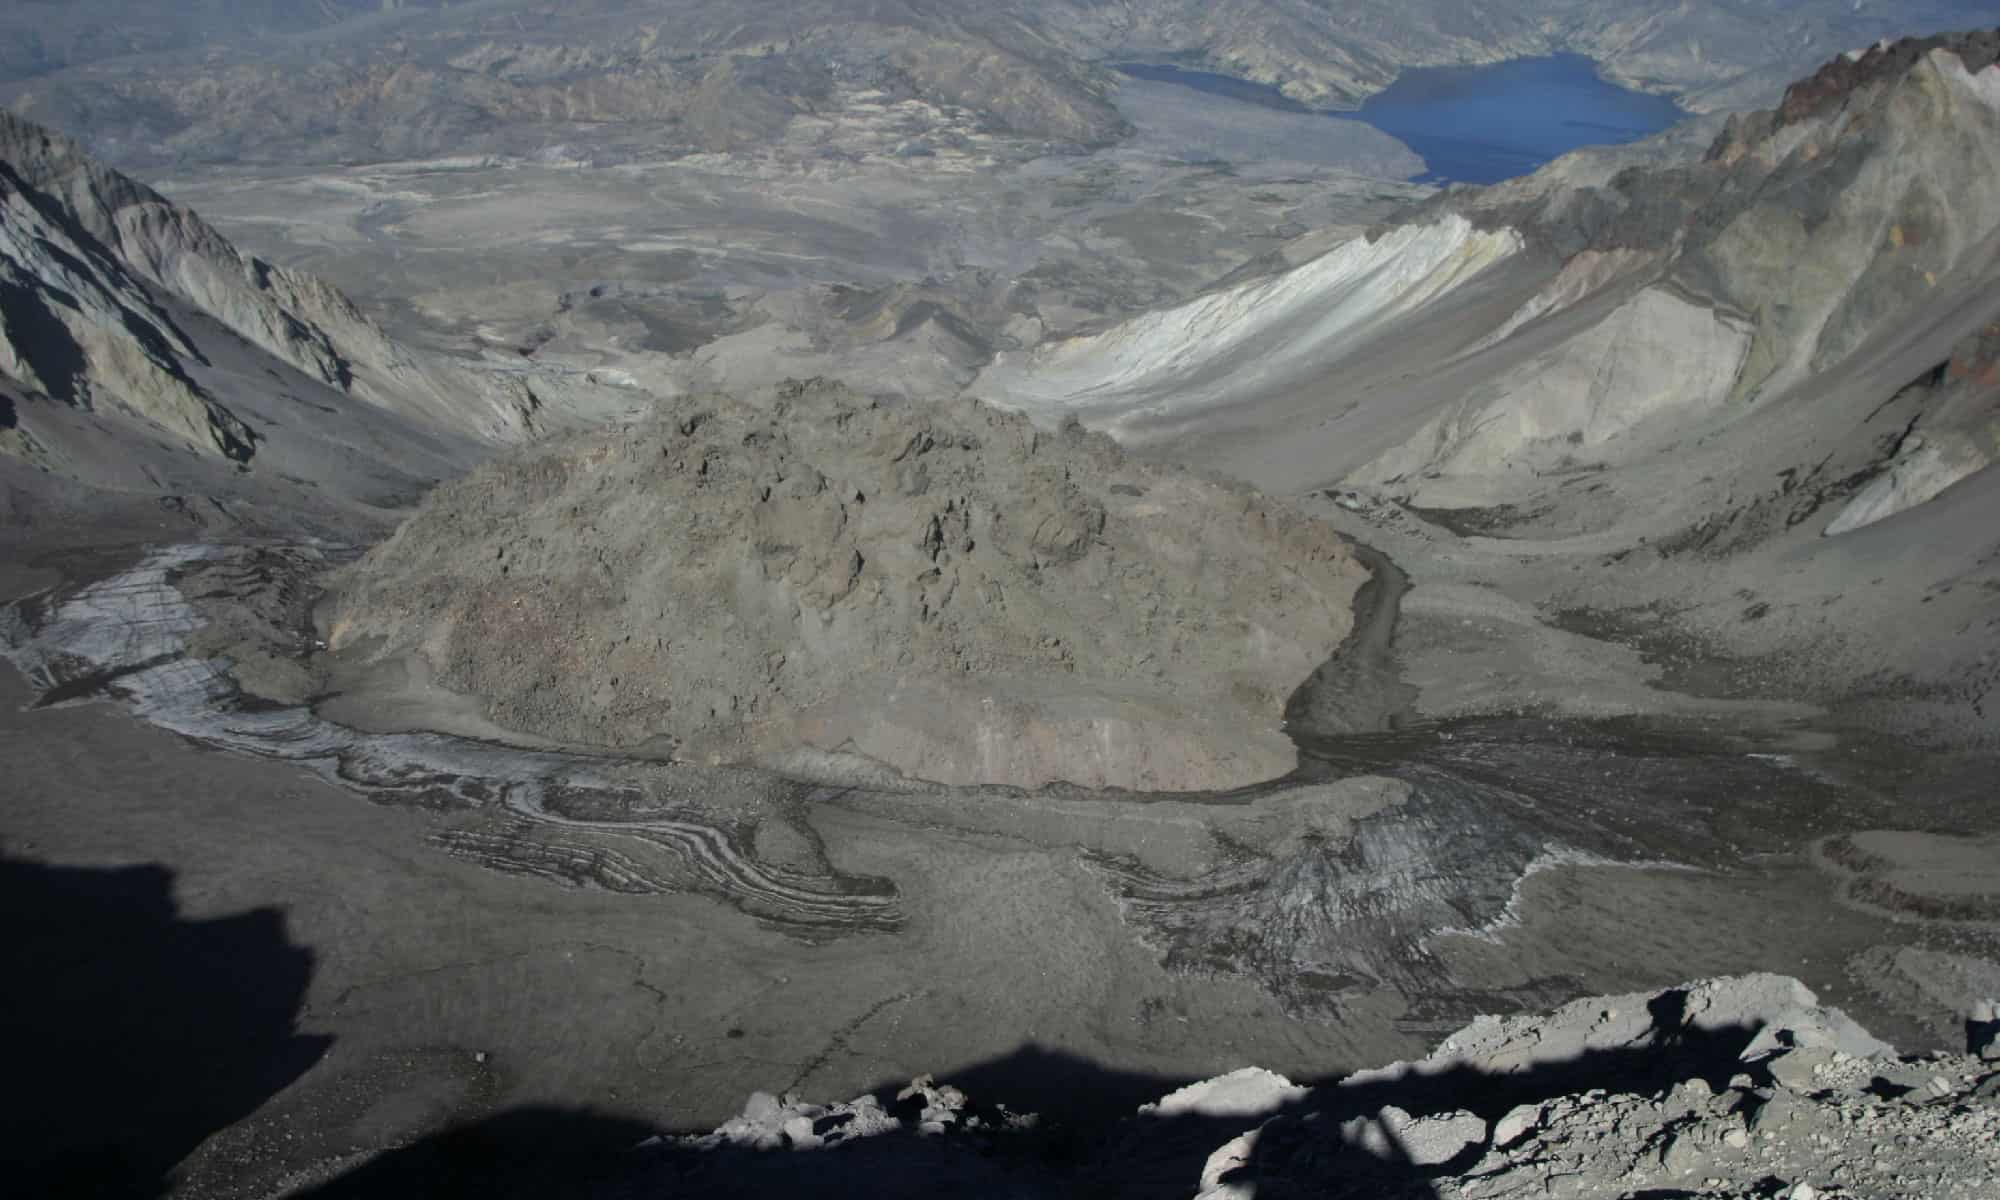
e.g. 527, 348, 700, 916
0, 110, 626, 498
0, 111, 556, 442
0, 125, 255, 461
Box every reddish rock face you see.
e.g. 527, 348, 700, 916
1946, 322, 2000, 391
1705, 31, 2000, 167
1778, 30, 2000, 127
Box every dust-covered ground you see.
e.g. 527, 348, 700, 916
149, 75, 1426, 413
6, 33, 2000, 1200
6, 496, 1998, 1197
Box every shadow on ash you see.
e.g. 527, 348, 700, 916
293, 974, 2000, 1199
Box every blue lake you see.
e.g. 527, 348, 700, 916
1116, 55, 1686, 185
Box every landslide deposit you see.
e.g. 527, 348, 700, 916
326, 380, 1367, 790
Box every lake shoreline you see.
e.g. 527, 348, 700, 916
1115, 54, 1688, 184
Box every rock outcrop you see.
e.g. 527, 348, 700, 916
325, 379, 1368, 790
0, 109, 636, 506
650, 976, 2000, 1200
0, 110, 556, 456
1193, 975, 1998, 1200
1, 115, 257, 461
1822, 319, 2000, 534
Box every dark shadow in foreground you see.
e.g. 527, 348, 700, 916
292, 993, 1771, 1200
0, 851, 329, 1198
1211, 990, 1766, 1198
296, 1107, 663, 1199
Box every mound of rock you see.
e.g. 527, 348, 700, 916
326, 380, 1365, 789
645, 975, 2000, 1200
1186, 974, 2000, 1200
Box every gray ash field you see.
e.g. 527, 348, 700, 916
4, 8, 2000, 1199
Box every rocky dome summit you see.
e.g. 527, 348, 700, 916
326, 379, 1367, 790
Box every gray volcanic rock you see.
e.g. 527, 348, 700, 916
642, 977, 2000, 1200
1354, 33, 2000, 498
1, 119, 254, 461
325, 379, 1368, 790
0, 111, 551, 444
0, 109, 636, 509
1181, 975, 2000, 1200
1821, 317, 2000, 535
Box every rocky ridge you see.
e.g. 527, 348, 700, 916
325, 378, 1367, 790
988, 31, 2000, 522
0, 109, 626, 499
973, 34, 2000, 749
1348, 31, 2000, 510
642, 975, 2000, 1199
11, 2, 2000, 169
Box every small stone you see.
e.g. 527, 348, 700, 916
1388, 1108, 1487, 1166
743, 1091, 782, 1124
1660, 1132, 1705, 1176
1494, 1103, 1542, 1148
1146, 1067, 1308, 1119
1749, 1090, 1807, 1133
1974, 999, 2000, 1061
1724, 1127, 1750, 1149
1769, 1046, 1838, 1092
1200, 1130, 1260, 1193
1791, 1184, 1821, 1200
781, 1115, 819, 1148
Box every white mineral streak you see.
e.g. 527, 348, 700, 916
976, 216, 1523, 438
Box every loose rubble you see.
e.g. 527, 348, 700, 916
1191, 975, 2000, 1200
327, 378, 1367, 790
661, 975, 2000, 1200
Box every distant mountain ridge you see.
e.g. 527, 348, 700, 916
9, 1, 2000, 168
